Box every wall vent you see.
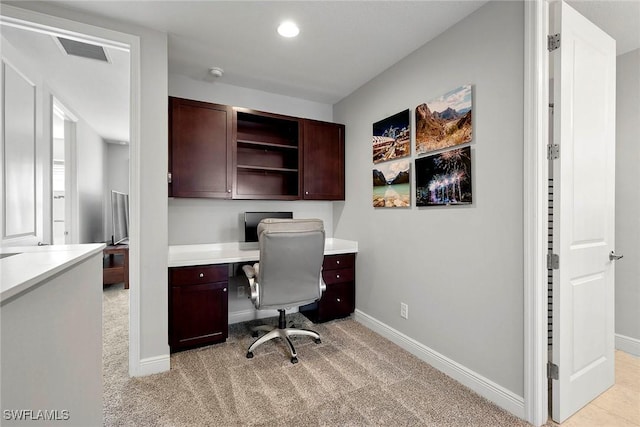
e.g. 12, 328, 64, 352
56, 37, 110, 63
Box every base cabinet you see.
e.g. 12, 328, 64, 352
169, 265, 228, 352
300, 253, 355, 322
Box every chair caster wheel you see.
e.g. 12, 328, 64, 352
291, 357, 298, 364
314, 338, 322, 344
246, 352, 254, 359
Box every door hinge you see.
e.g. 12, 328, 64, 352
547, 362, 559, 380
547, 253, 559, 270
168, 172, 172, 184
548, 34, 560, 52
547, 144, 560, 160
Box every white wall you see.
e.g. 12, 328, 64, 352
615, 48, 640, 355
334, 0, 524, 401
168, 74, 336, 245
1, 254, 103, 426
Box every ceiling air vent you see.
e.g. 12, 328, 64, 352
56, 37, 110, 62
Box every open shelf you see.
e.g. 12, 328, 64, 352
234, 109, 301, 199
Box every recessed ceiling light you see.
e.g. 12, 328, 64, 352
277, 21, 299, 38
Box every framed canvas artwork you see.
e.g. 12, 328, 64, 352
415, 84, 472, 155
415, 146, 472, 206
373, 159, 411, 208
372, 109, 410, 164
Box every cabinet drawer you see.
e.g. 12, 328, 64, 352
320, 282, 354, 320
323, 253, 354, 270
322, 267, 354, 285
170, 265, 228, 286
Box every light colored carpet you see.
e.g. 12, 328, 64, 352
103, 284, 531, 426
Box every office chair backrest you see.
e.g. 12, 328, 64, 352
256, 218, 325, 309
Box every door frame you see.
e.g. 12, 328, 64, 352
524, 1, 551, 425
0, 5, 144, 376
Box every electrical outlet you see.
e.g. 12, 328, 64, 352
237, 285, 246, 298
400, 302, 408, 319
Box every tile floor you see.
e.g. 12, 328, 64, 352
552, 350, 640, 426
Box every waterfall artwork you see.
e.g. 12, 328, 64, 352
373, 159, 411, 208
372, 109, 410, 164
415, 84, 472, 155
415, 146, 472, 206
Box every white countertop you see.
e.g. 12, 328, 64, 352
169, 238, 358, 267
0, 243, 106, 303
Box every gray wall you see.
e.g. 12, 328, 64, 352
105, 143, 130, 241
334, 0, 524, 396
615, 48, 640, 351
76, 120, 106, 244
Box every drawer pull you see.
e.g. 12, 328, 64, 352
223, 288, 227, 292
336, 260, 340, 264
336, 274, 340, 279
337, 298, 341, 303
199, 273, 204, 278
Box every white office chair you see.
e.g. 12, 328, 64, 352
242, 218, 326, 363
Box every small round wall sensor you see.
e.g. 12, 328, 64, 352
209, 67, 224, 78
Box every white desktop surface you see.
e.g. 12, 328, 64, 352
169, 238, 358, 268
0, 243, 106, 302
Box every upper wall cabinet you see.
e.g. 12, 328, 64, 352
169, 97, 232, 198
233, 108, 301, 200
302, 119, 345, 201
168, 97, 345, 201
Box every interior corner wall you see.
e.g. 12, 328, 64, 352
167, 74, 335, 245
615, 48, 640, 353
333, 0, 525, 398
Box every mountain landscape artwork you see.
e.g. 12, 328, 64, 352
415, 84, 472, 155
373, 159, 411, 208
415, 146, 472, 206
372, 109, 410, 164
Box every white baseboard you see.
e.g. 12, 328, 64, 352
615, 333, 640, 357
132, 354, 171, 377
354, 309, 525, 420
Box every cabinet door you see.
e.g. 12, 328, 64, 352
302, 120, 345, 200
170, 282, 228, 349
169, 97, 232, 198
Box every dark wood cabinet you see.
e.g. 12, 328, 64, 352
103, 245, 129, 289
300, 253, 355, 322
169, 264, 228, 352
302, 119, 345, 200
233, 108, 301, 200
169, 97, 232, 198
168, 97, 345, 200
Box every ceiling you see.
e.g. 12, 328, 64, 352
2, 1, 638, 144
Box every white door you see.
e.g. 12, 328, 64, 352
551, 1, 617, 423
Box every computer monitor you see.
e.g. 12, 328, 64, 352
244, 211, 293, 242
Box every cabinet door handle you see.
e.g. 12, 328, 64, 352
223, 288, 227, 292
199, 273, 204, 278
336, 274, 340, 279
336, 298, 341, 303
336, 260, 340, 265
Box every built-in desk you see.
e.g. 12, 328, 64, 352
168, 239, 358, 352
